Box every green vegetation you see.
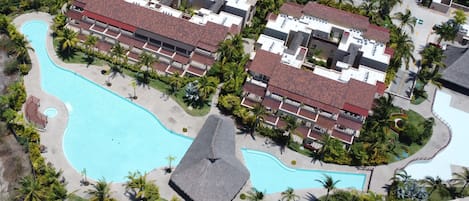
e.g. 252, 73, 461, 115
124, 171, 162, 201
0, 0, 67, 16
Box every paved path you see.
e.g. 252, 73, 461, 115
13, 12, 456, 201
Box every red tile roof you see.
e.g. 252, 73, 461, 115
295, 126, 310, 138
66, 10, 83, 21
248, 49, 282, 78
316, 115, 336, 130
280, 102, 299, 114
160, 48, 175, 57
117, 35, 145, 48
336, 114, 363, 131
241, 98, 259, 108
263, 114, 278, 125
152, 62, 168, 72
105, 29, 119, 37
343, 79, 377, 113
308, 129, 324, 140
186, 66, 206, 76
262, 97, 281, 110
331, 130, 354, 144
77, 0, 228, 52
243, 82, 266, 97
280, 2, 303, 18
364, 24, 390, 43
385, 46, 395, 57
173, 54, 190, 64
376, 81, 386, 95
298, 108, 316, 120
192, 52, 215, 66
302, 2, 369, 30
167, 66, 184, 75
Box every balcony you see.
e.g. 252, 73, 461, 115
280, 102, 300, 115
334, 125, 356, 135
185, 66, 206, 77
298, 108, 317, 121
337, 114, 363, 131
316, 115, 336, 130
262, 97, 281, 110
340, 111, 364, 123
241, 97, 259, 109
331, 129, 354, 144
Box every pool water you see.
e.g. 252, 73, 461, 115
20, 19, 367, 192
242, 149, 366, 194
43, 107, 58, 118
21, 21, 193, 182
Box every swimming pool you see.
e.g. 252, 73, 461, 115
21, 19, 367, 191
406, 90, 469, 180
21, 20, 193, 182
242, 149, 366, 194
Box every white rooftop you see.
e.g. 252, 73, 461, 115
257, 34, 285, 55
313, 64, 385, 85
225, 0, 256, 10
265, 14, 391, 65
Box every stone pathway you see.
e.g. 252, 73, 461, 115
13, 12, 456, 201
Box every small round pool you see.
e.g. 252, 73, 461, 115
44, 108, 58, 118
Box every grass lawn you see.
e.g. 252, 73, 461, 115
53, 39, 107, 66
388, 109, 431, 162
123, 69, 211, 116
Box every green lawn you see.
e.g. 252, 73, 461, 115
53, 39, 107, 66
123, 69, 211, 116
388, 109, 431, 162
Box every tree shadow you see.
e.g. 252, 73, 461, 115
82, 55, 95, 67
304, 192, 319, 201
56, 48, 77, 61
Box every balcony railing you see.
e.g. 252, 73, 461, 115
340, 111, 364, 123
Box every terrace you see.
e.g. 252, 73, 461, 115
185, 66, 206, 76
331, 129, 354, 144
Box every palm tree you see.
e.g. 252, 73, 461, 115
453, 9, 467, 26
125, 171, 146, 200
392, 9, 417, 33
138, 52, 157, 72
452, 167, 469, 195
87, 179, 116, 201
168, 72, 184, 94
166, 155, 176, 172
16, 176, 46, 201
131, 80, 138, 99
389, 29, 415, 69
110, 42, 126, 65
56, 28, 79, 55
420, 45, 445, 70
281, 187, 299, 201
417, 67, 442, 88
359, 0, 378, 21
250, 104, 266, 134
433, 21, 459, 44
84, 35, 99, 56
377, 0, 402, 17
245, 188, 264, 201
197, 76, 218, 101
316, 174, 340, 201
422, 176, 445, 196
8, 33, 33, 64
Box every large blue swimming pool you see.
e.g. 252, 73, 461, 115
21, 19, 366, 192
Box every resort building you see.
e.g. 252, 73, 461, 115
441, 45, 469, 96
66, 0, 239, 76
241, 2, 390, 148
170, 115, 249, 201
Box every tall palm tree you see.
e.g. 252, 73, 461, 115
453, 9, 467, 26
166, 155, 176, 171
110, 42, 126, 65
197, 76, 218, 101
422, 176, 445, 196
138, 52, 157, 72
245, 188, 264, 201
56, 28, 79, 55
316, 174, 340, 201
168, 72, 184, 94
390, 29, 415, 69
377, 0, 402, 18
453, 167, 469, 195
433, 21, 459, 44
87, 179, 116, 201
281, 187, 300, 201
359, 0, 378, 21
125, 171, 147, 200
417, 67, 442, 88
84, 35, 99, 56
8, 33, 33, 64
337, 0, 353, 8
420, 45, 445, 69
16, 176, 46, 201
392, 9, 417, 33
250, 104, 266, 134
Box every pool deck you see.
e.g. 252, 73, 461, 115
13, 12, 460, 200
